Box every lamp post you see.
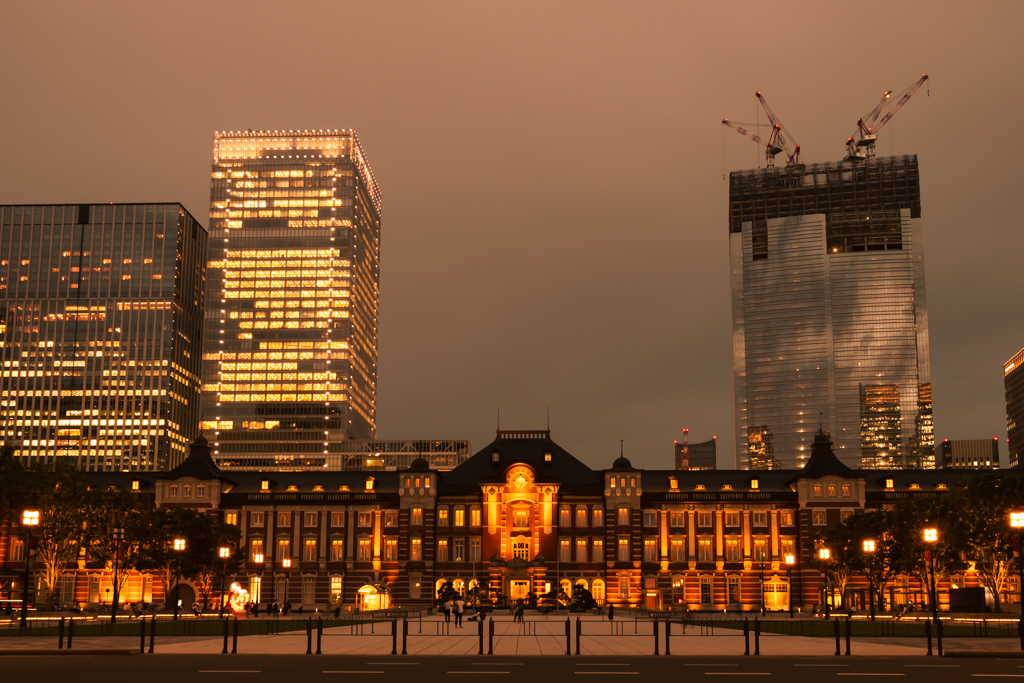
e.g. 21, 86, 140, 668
111, 527, 124, 623
862, 539, 876, 621
20, 510, 39, 628
923, 528, 939, 625
818, 547, 831, 618
172, 537, 186, 620
785, 553, 795, 618
218, 546, 231, 618
759, 556, 766, 616
253, 552, 264, 615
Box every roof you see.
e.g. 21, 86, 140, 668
156, 435, 234, 484
440, 430, 604, 488
788, 429, 857, 483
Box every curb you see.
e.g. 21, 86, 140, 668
0, 649, 139, 656
944, 651, 1024, 658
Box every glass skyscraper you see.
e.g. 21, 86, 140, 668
729, 155, 933, 470
0, 203, 206, 471
202, 130, 381, 469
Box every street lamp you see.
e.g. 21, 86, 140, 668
19, 510, 39, 628
1009, 512, 1024, 650
172, 537, 186, 621
862, 539, 876, 621
923, 528, 939, 625
784, 553, 796, 618
818, 547, 831, 618
253, 553, 264, 616
111, 527, 124, 624
218, 546, 231, 618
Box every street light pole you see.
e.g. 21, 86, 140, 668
863, 539, 876, 622
19, 510, 40, 629
172, 538, 186, 621
1010, 512, 1024, 650
923, 528, 939, 626
784, 553, 795, 618
818, 547, 831, 619
218, 546, 231, 618
111, 527, 124, 624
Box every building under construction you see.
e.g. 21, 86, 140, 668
213, 438, 471, 471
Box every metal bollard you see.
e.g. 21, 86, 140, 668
925, 619, 932, 656
744, 619, 750, 656
754, 618, 760, 656
478, 617, 484, 655
665, 620, 670, 656
317, 617, 323, 655
68, 618, 75, 649
139, 618, 146, 654
402, 618, 408, 655
565, 617, 571, 655
392, 618, 398, 656
148, 615, 155, 653
232, 617, 239, 654
936, 618, 943, 657
58, 617, 65, 649
1019, 615, 1023, 651
222, 618, 229, 654
576, 616, 581, 656
306, 618, 313, 655
834, 618, 840, 656
845, 617, 851, 656
654, 619, 659, 656
488, 618, 494, 655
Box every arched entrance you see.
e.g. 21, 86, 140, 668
592, 579, 606, 605
358, 584, 390, 611
171, 583, 196, 610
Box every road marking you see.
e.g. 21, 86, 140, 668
795, 664, 849, 667
905, 665, 960, 667
704, 674, 770, 676
574, 674, 639, 676
971, 676, 1024, 678
685, 664, 739, 667
836, 675, 904, 677
447, 673, 510, 675
472, 663, 524, 666
322, 673, 385, 675
577, 664, 632, 666
367, 663, 419, 665
199, 673, 262, 675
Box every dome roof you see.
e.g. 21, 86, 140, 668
192, 433, 209, 447
611, 456, 633, 470
408, 456, 430, 471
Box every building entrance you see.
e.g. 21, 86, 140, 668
510, 580, 530, 601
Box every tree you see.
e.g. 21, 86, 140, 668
815, 522, 858, 610
139, 506, 204, 608
29, 464, 89, 608
435, 579, 458, 609
180, 514, 242, 609
85, 487, 153, 615
842, 510, 905, 612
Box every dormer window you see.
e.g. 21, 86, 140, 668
312, 485, 324, 492
721, 484, 733, 491
694, 484, 706, 491
492, 451, 500, 463
339, 485, 350, 492
909, 483, 920, 490
885, 478, 894, 489
261, 480, 270, 491
544, 452, 552, 462
750, 479, 759, 490
936, 483, 947, 490
131, 480, 140, 491
669, 477, 678, 490
366, 477, 374, 491
286, 485, 299, 492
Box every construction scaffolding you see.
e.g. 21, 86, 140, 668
214, 438, 472, 472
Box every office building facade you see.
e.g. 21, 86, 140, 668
729, 155, 933, 470
0, 203, 206, 471
1006, 347, 1024, 468
202, 130, 381, 469
673, 435, 717, 470
939, 438, 999, 469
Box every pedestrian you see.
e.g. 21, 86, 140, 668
607, 603, 615, 621
455, 597, 465, 627
679, 604, 688, 634
284, 601, 291, 616
192, 601, 201, 617
444, 599, 453, 623
298, 604, 303, 616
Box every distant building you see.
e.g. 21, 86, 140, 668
214, 438, 471, 471
1006, 347, 1024, 468
748, 425, 780, 470
673, 434, 717, 470
0, 203, 207, 471
939, 438, 999, 469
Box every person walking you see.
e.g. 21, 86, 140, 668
607, 603, 615, 621
455, 597, 465, 627
444, 599, 453, 623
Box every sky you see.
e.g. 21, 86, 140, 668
1, 1, 1022, 471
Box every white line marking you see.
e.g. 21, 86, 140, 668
367, 663, 419, 665
574, 674, 640, 676
199, 673, 262, 675
795, 664, 850, 667
904, 665, 960, 667
685, 664, 739, 667
447, 673, 510, 675
836, 675, 904, 677
577, 664, 632, 667
322, 673, 385, 675
704, 674, 770, 676
472, 663, 524, 666
971, 676, 1024, 678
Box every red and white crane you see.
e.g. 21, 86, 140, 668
846, 74, 929, 161
723, 91, 801, 170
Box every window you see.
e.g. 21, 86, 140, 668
618, 576, 630, 599
827, 484, 836, 497
700, 577, 712, 604
698, 538, 713, 562
841, 484, 850, 496
454, 507, 465, 527
196, 485, 206, 497
753, 539, 768, 561
302, 577, 315, 605
841, 510, 853, 522
357, 538, 371, 561
453, 539, 465, 562
437, 539, 448, 562
728, 576, 740, 604
617, 506, 630, 526
593, 509, 604, 527
10, 539, 24, 561
617, 537, 630, 562
304, 512, 318, 527
169, 485, 178, 497
251, 512, 264, 526
492, 451, 499, 463
593, 539, 604, 560
560, 507, 572, 527
670, 538, 685, 562
469, 537, 481, 562
885, 478, 894, 489
131, 479, 140, 491
411, 507, 423, 526
513, 509, 530, 529
250, 576, 262, 603
277, 538, 290, 560
813, 485, 822, 496
725, 511, 740, 527
470, 508, 481, 527
410, 536, 422, 561
577, 538, 588, 562
781, 539, 795, 559
577, 507, 588, 527
365, 477, 374, 491
304, 539, 317, 561
670, 511, 685, 527
330, 539, 344, 561
331, 512, 344, 527
358, 512, 371, 527
698, 512, 712, 527
278, 512, 290, 527
384, 538, 397, 561
725, 539, 740, 562
644, 538, 658, 562
261, 480, 270, 491
753, 512, 768, 526
438, 507, 449, 526
544, 452, 552, 462
250, 538, 264, 561
182, 485, 192, 498
643, 511, 657, 527
384, 511, 397, 528
560, 538, 571, 563
512, 537, 530, 560
330, 576, 343, 603
813, 510, 826, 526
780, 512, 794, 527
750, 479, 759, 490
225, 512, 238, 526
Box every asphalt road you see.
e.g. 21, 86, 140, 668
4, 655, 1024, 682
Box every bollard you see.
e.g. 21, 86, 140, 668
936, 618, 943, 657
147, 615, 154, 653
488, 618, 494, 655
402, 618, 408, 655
665, 620, 670, 656
654, 619, 660, 656
833, 618, 840, 656
68, 618, 75, 649
576, 616, 581, 656
1019, 615, 1023, 652
139, 618, 146, 654
306, 618, 313, 655
754, 618, 761, 656
565, 617, 571, 655
744, 619, 750, 656
392, 618, 398, 656
478, 617, 484, 655
845, 617, 851, 656
925, 619, 933, 656
231, 617, 238, 654
222, 618, 229, 654
317, 617, 323, 655
58, 617, 65, 649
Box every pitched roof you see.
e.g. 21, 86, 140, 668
156, 434, 234, 483
789, 429, 857, 482
441, 430, 603, 487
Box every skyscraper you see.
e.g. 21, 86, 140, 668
0, 203, 206, 471
939, 438, 999, 469
202, 130, 381, 469
729, 154, 933, 470
1006, 346, 1024, 469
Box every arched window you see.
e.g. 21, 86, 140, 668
453, 579, 465, 596
592, 579, 606, 604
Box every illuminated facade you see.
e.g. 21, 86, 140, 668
0, 204, 206, 471
939, 438, 999, 469
1006, 347, 1024, 469
729, 155, 934, 469
202, 130, 381, 468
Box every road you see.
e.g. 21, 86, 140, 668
3, 655, 1024, 682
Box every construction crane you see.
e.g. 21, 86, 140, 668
722, 92, 801, 170
846, 74, 929, 161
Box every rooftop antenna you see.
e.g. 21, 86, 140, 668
620, 439, 624, 457
547, 407, 550, 430
497, 407, 500, 432
819, 411, 823, 431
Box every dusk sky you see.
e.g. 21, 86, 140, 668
2, 1, 1022, 470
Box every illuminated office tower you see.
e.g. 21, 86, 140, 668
202, 130, 381, 468
729, 155, 933, 469
0, 204, 206, 471
1007, 347, 1024, 468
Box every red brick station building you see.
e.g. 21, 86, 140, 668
2, 428, 1015, 614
